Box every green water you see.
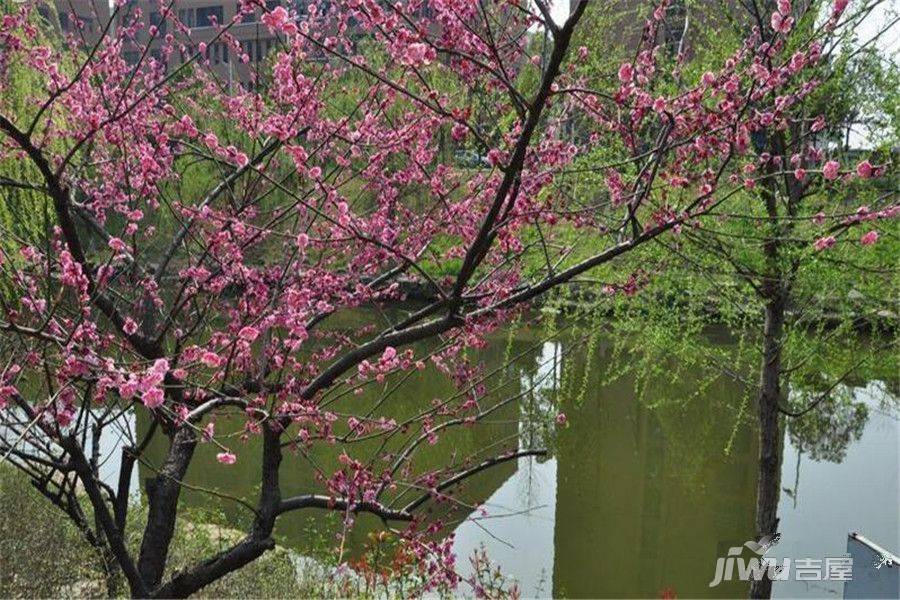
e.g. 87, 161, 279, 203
134, 325, 898, 598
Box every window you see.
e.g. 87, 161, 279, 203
195, 5, 223, 27
178, 9, 193, 27
150, 11, 167, 34
214, 43, 230, 64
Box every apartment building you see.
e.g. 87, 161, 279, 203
120, 0, 294, 85
51, 0, 720, 87
45, 0, 111, 46
51, 0, 300, 85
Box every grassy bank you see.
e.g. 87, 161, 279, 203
0, 467, 347, 598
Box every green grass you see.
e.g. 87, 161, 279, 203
0, 466, 351, 598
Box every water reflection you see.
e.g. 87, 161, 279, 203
771, 383, 899, 599
449, 339, 758, 598
132, 326, 897, 598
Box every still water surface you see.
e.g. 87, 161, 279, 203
126, 326, 897, 598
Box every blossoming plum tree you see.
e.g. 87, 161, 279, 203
0, 0, 884, 596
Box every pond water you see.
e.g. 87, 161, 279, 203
125, 324, 897, 599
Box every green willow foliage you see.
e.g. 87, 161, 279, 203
537, 0, 898, 459
0, 2, 54, 298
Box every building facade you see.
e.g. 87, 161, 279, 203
53, 0, 295, 85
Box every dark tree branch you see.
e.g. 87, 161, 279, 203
63, 436, 148, 597
402, 449, 546, 513
277, 494, 413, 522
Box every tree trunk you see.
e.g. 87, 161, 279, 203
151, 423, 283, 598
750, 294, 785, 599
137, 426, 198, 591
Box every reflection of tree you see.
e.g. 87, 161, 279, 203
517, 341, 562, 457
786, 386, 868, 463
551, 331, 758, 598
556, 291, 895, 597
567, 323, 761, 491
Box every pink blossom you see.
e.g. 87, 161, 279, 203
108, 237, 127, 253
652, 97, 667, 113
399, 42, 435, 67
177, 115, 198, 137
232, 150, 249, 167
118, 379, 138, 400
261, 6, 289, 33
860, 231, 878, 246
451, 122, 467, 142
347, 416, 360, 432
0, 4, 882, 588
56, 405, 75, 428
855, 160, 873, 178
770, 11, 793, 33
201, 351, 222, 368
238, 326, 260, 342
123, 318, 138, 335
813, 236, 836, 251
142, 387, 165, 409
0, 385, 18, 410
216, 451, 237, 465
